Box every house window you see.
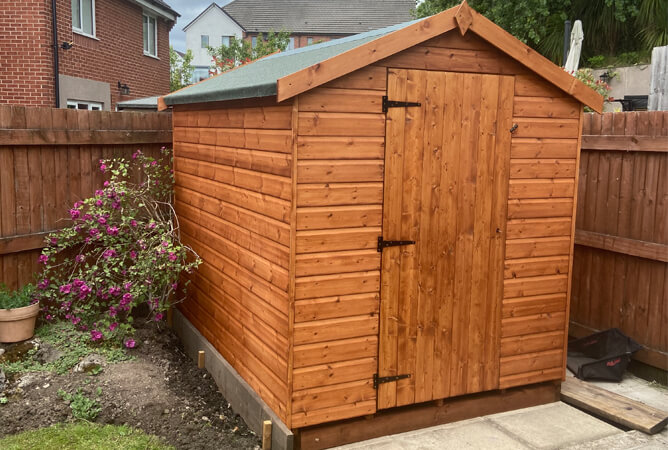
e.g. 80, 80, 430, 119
143, 14, 157, 57
307, 37, 313, 45
67, 100, 102, 111
201, 35, 209, 48
72, 0, 95, 37
251, 36, 257, 48
288, 37, 295, 50
221, 36, 231, 47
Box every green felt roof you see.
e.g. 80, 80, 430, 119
162, 18, 423, 106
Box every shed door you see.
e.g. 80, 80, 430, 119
378, 69, 514, 409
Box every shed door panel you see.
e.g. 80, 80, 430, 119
378, 69, 514, 409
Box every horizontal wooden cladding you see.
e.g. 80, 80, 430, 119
506, 218, 572, 239
297, 160, 384, 183
293, 357, 377, 391
502, 293, 567, 318
296, 227, 380, 253
502, 312, 566, 338
508, 179, 574, 199
173, 105, 292, 129
513, 97, 580, 119
183, 233, 289, 324
511, 118, 580, 139
511, 138, 578, 159
504, 274, 569, 298
294, 315, 379, 345
514, 74, 567, 98
422, 31, 492, 50
505, 236, 571, 259
296, 250, 380, 277
175, 171, 290, 223
294, 336, 378, 368
292, 399, 377, 429
295, 293, 380, 322
297, 183, 384, 207
295, 271, 380, 300
174, 156, 291, 201
292, 378, 375, 413
509, 159, 577, 178
174, 187, 291, 248
501, 331, 565, 357
298, 112, 385, 137
175, 142, 291, 177
180, 216, 289, 291
378, 45, 524, 75
507, 198, 574, 219
297, 205, 382, 230
299, 88, 385, 113
297, 136, 384, 160
500, 367, 563, 389
504, 256, 570, 279
500, 349, 563, 377
0, 129, 172, 146
173, 127, 292, 153
322, 65, 387, 91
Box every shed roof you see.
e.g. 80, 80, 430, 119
161, 2, 603, 112
116, 96, 160, 110
222, 0, 415, 34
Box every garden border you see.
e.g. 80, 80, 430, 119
172, 309, 294, 450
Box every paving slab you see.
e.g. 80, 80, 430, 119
563, 430, 668, 450
338, 417, 530, 450
489, 402, 622, 449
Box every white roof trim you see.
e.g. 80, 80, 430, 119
183, 3, 221, 32
132, 0, 177, 21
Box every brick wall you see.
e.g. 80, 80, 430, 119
0, 0, 173, 110
243, 33, 340, 50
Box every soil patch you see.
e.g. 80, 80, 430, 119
0, 321, 260, 449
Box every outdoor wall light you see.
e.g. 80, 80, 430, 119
599, 71, 611, 84
61, 41, 73, 50
117, 81, 130, 96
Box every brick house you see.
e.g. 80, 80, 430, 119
0, 0, 178, 111
183, 0, 414, 82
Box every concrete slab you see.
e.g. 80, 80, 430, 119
563, 430, 668, 450
338, 417, 530, 450
488, 402, 622, 449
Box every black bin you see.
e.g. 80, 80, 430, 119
567, 328, 642, 382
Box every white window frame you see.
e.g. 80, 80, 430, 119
221, 35, 231, 47
201, 35, 209, 48
72, 0, 96, 38
67, 100, 103, 111
288, 37, 295, 50
143, 13, 158, 58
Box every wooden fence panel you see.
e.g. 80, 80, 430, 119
571, 111, 668, 370
0, 105, 172, 290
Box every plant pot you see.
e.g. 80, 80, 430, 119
0, 302, 40, 343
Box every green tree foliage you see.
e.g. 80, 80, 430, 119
169, 47, 194, 92
415, 0, 666, 64
207, 31, 291, 74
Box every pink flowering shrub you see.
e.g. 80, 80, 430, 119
37, 147, 200, 342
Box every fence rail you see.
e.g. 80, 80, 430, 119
570, 111, 668, 370
0, 105, 171, 290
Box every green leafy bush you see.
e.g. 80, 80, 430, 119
36, 148, 200, 344
0, 284, 37, 310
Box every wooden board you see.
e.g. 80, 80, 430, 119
561, 377, 668, 435
377, 69, 513, 409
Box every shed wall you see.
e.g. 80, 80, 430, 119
172, 101, 293, 422
291, 29, 584, 428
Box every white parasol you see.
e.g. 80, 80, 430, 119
564, 20, 584, 73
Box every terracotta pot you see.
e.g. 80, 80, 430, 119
0, 302, 40, 343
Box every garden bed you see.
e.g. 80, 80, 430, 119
0, 319, 260, 449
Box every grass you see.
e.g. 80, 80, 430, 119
0, 321, 133, 377
0, 423, 173, 450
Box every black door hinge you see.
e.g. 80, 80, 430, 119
382, 96, 421, 113
373, 373, 411, 389
377, 236, 416, 252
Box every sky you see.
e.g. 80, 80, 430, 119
167, 0, 232, 52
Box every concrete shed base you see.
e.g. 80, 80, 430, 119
172, 309, 294, 450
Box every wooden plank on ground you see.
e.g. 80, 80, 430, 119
561, 377, 668, 435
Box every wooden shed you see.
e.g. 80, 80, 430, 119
161, 2, 603, 448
